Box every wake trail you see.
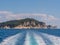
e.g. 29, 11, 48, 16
40, 33, 60, 45
0, 30, 60, 45
35, 31, 60, 45
0, 32, 26, 45
33, 33, 46, 45
24, 31, 38, 45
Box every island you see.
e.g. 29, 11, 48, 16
0, 18, 57, 29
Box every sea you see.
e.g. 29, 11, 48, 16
0, 29, 60, 45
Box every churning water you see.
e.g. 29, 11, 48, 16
0, 29, 60, 45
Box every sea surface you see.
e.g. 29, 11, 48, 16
0, 29, 60, 45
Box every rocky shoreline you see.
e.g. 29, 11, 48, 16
0, 18, 57, 29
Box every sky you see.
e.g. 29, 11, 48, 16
0, 0, 60, 28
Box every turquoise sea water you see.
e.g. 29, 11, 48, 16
0, 29, 60, 45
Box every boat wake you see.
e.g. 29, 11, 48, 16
0, 31, 60, 45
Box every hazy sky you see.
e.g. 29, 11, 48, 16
0, 0, 60, 17
0, 0, 60, 28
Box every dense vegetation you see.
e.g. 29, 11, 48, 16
0, 18, 46, 28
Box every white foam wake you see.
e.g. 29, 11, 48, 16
0, 31, 60, 45
32, 32, 60, 45
0, 33, 22, 45
24, 32, 30, 45
33, 33, 46, 45
41, 33, 60, 45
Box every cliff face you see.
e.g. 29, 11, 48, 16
0, 18, 56, 29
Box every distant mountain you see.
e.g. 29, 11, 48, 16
0, 18, 57, 29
